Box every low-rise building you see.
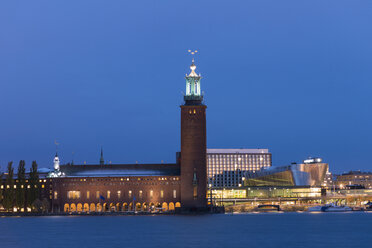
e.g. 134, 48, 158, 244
336, 171, 372, 189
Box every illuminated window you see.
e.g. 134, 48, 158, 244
54, 191, 58, 200
96, 191, 100, 199
173, 190, 177, 198
129, 190, 132, 198
67, 191, 81, 199
160, 190, 164, 198
87, 191, 90, 199
150, 190, 153, 198
107, 191, 111, 199
41, 184, 45, 188
117, 191, 121, 198
193, 186, 198, 198
139, 190, 143, 198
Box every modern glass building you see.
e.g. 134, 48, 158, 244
244, 158, 329, 187
207, 149, 272, 188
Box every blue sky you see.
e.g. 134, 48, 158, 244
0, 0, 371, 173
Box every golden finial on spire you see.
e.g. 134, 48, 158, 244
187, 50, 199, 77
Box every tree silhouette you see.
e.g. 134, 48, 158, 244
3, 162, 15, 211
16, 160, 26, 210
28, 161, 39, 210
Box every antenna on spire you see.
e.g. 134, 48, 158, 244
100, 147, 104, 165
54, 140, 59, 156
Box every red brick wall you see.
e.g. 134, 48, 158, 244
180, 105, 207, 209
51, 176, 181, 212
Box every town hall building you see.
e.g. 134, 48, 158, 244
49, 59, 208, 213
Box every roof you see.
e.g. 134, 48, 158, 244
207, 149, 270, 154
59, 163, 180, 177
341, 171, 372, 175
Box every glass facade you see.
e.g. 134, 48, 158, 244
244, 163, 329, 187
207, 149, 271, 188
209, 187, 322, 200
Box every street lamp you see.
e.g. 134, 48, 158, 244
209, 183, 213, 207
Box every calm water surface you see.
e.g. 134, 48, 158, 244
1, 212, 372, 248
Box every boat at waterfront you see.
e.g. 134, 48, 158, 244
322, 203, 352, 212
364, 202, 372, 211
307, 203, 352, 212
307, 205, 323, 212
352, 207, 364, 211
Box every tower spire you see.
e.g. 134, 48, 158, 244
100, 147, 104, 165
54, 140, 59, 156
185, 50, 203, 105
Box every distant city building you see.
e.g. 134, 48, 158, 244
336, 171, 372, 189
207, 149, 272, 188
244, 158, 328, 187
322, 170, 333, 188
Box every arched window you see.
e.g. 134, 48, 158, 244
162, 202, 168, 211
122, 203, 128, 211
169, 202, 175, 211
63, 204, 69, 212
70, 203, 76, 212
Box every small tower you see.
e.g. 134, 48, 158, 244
180, 58, 207, 211
100, 147, 104, 165
53, 152, 60, 171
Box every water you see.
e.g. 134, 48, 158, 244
1, 213, 372, 248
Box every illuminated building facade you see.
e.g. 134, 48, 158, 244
244, 158, 328, 187
210, 186, 323, 201
52, 164, 181, 212
207, 149, 271, 188
336, 171, 372, 189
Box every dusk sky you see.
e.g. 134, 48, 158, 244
1, 0, 371, 173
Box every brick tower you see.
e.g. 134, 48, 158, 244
180, 59, 207, 211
